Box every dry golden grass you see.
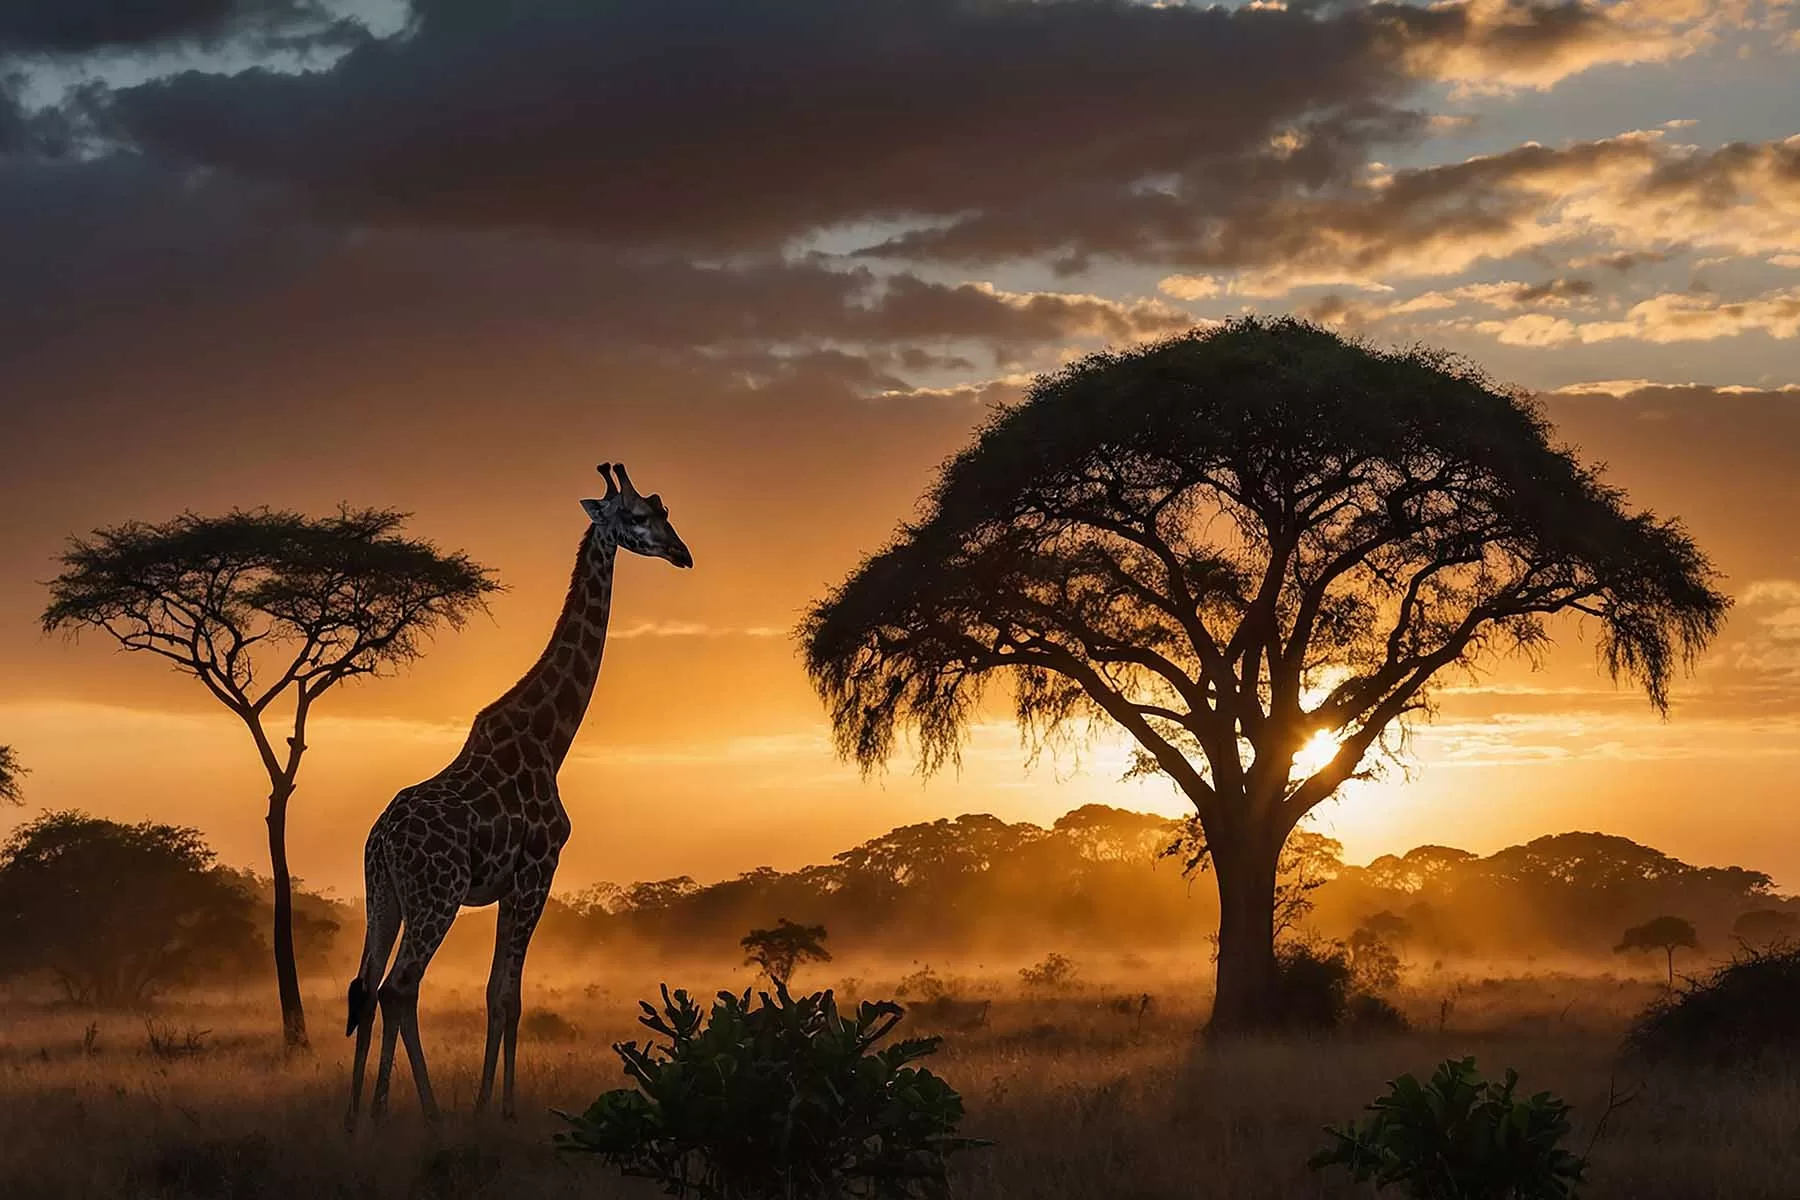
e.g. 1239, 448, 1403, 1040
2, 968, 1797, 1199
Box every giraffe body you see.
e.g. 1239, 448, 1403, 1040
345, 463, 690, 1126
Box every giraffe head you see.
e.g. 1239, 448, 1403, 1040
581, 462, 693, 568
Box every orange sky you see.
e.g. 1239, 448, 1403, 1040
5, 378, 1800, 896
3, 0, 1800, 898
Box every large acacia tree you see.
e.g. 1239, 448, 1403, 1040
43, 507, 497, 1048
801, 319, 1727, 1034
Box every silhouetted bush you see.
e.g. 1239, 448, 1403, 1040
1310, 1057, 1587, 1199
1272, 941, 1352, 1031
1624, 945, 1800, 1068
895, 964, 952, 1002
914, 996, 991, 1031
522, 1009, 581, 1042
1018, 952, 1079, 990
1270, 941, 1408, 1035
556, 982, 988, 1198
1345, 993, 1412, 1037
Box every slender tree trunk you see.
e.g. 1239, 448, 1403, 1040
266, 785, 309, 1050
1208, 825, 1281, 1037
1665, 946, 1675, 988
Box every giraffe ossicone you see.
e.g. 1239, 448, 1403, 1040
345, 461, 691, 1127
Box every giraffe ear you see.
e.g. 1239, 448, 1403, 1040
579, 498, 607, 523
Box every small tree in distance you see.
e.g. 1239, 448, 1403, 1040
741, 917, 832, 986
1731, 908, 1799, 950
802, 318, 1727, 1036
1617, 915, 1699, 986
42, 507, 497, 1049
0, 745, 24, 805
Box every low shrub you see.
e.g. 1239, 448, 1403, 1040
895, 965, 953, 1002
1018, 953, 1079, 991
1344, 992, 1411, 1037
1271, 941, 1350, 1030
1271, 940, 1410, 1035
143, 1018, 209, 1060
555, 982, 988, 1198
1624, 944, 1800, 1068
522, 1009, 581, 1041
1309, 1057, 1587, 1199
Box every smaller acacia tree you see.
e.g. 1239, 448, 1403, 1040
0, 812, 261, 1005
0, 745, 23, 805
1617, 915, 1699, 986
741, 918, 832, 987
42, 507, 497, 1048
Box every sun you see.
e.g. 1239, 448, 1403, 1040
1291, 728, 1342, 777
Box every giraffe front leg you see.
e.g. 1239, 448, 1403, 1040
475, 898, 519, 1115
500, 867, 555, 1120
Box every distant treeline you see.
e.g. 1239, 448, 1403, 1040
4, 806, 1792, 1004
490, 806, 1795, 969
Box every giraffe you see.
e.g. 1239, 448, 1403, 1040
344, 462, 691, 1127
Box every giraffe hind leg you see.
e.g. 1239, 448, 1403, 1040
370, 900, 457, 1122
345, 872, 400, 1132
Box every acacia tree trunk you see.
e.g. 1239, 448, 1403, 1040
1208, 825, 1281, 1036
266, 784, 309, 1050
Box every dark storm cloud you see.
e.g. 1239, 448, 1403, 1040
0, 0, 350, 53
87, 0, 1631, 257
0, 81, 24, 152
0, 156, 1188, 400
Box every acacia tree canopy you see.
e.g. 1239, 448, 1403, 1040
802, 318, 1728, 1033
42, 507, 498, 724
41, 505, 498, 1047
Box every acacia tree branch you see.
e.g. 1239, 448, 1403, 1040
1061, 504, 1241, 714
1027, 640, 1219, 819
923, 623, 1220, 819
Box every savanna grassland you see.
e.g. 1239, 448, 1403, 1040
4, 962, 1796, 1200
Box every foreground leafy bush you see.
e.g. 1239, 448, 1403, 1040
1309, 1057, 1586, 1199
1625, 943, 1800, 1068
555, 982, 987, 1199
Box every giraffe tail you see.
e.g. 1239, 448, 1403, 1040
347, 842, 401, 1037
345, 978, 367, 1038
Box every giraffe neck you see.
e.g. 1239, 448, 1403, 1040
465, 525, 617, 770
